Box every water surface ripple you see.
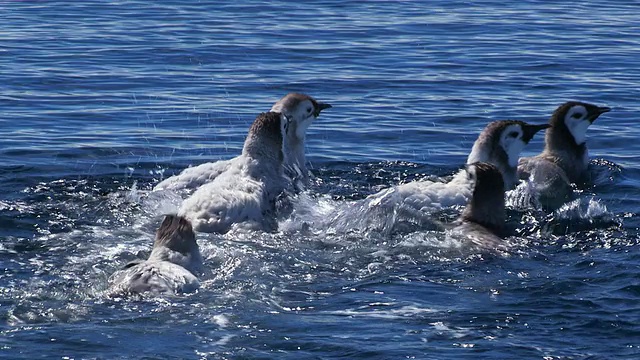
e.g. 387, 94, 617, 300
1, 1, 640, 358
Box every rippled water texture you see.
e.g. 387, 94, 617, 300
1, 1, 640, 358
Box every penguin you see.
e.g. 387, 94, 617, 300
153, 93, 331, 192
367, 119, 548, 212
108, 215, 203, 296
518, 101, 611, 209
327, 120, 549, 234
178, 111, 289, 233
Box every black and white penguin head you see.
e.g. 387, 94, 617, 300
270, 93, 331, 140
468, 120, 550, 168
552, 101, 611, 145
154, 215, 199, 259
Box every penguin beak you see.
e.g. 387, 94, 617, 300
313, 102, 332, 117
522, 123, 551, 143
588, 106, 611, 123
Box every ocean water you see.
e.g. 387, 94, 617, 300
2, 1, 640, 358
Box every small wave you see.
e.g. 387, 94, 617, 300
326, 303, 441, 320
588, 158, 623, 188
544, 197, 622, 235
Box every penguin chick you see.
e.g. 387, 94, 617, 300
108, 215, 203, 296
153, 93, 331, 192
178, 111, 289, 233
518, 101, 611, 208
327, 120, 547, 235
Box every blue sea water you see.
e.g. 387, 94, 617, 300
2, 0, 640, 358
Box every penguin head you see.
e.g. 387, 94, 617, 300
468, 120, 549, 169
154, 215, 199, 258
553, 101, 611, 145
270, 93, 331, 141
498, 121, 551, 167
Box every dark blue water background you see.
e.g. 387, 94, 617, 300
1, 1, 640, 358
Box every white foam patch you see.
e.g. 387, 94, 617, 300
554, 197, 611, 220
140, 189, 184, 216
546, 197, 621, 235
430, 321, 471, 339
278, 192, 340, 233
327, 304, 440, 320
210, 314, 230, 328
211, 334, 235, 346
398, 231, 463, 250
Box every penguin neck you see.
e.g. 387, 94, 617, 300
496, 162, 517, 191
543, 125, 589, 180
284, 132, 308, 178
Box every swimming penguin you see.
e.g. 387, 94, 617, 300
518, 101, 611, 208
178, 111, 289, 233
449, 162, 508, 253
327, 120, 549, 234
368, 120, 548, 209
108, 215, 203, 296
153, 93, 331, 192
